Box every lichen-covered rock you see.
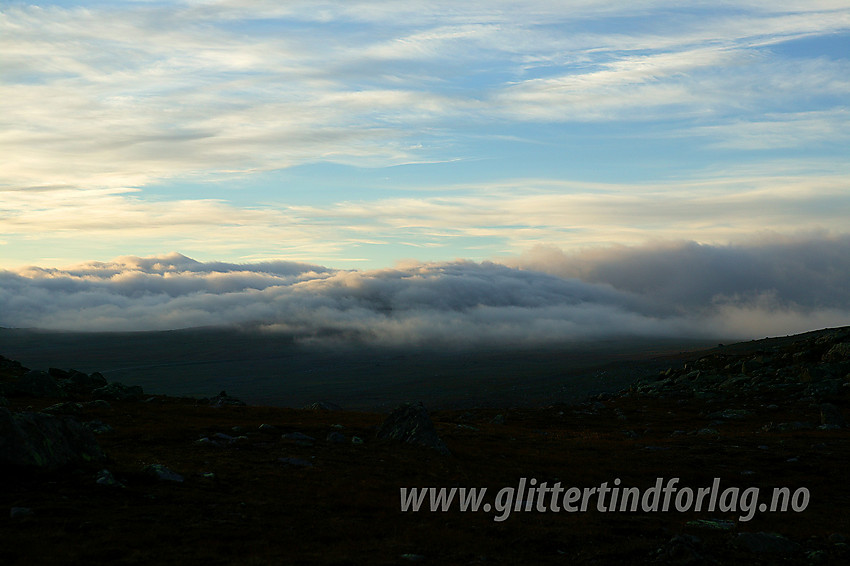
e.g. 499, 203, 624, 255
376, 403, 450, 455
0, 408, 105, 471
823, 342, 850, 362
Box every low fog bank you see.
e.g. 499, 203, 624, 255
3, 234, 850, 347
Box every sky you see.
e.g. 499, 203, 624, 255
2, 1, 850, 341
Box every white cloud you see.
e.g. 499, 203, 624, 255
2, 167, 849, 267
688, 109, 850, 149
2, 1, 849, 192
3, 235, 850, 345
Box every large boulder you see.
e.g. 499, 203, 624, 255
376, 403, 450, 455
208, 390, 245, 408
57, 370, 108, 394
92, 382, 144, 401
0, 408, 105, 472
823, 342, 850, 362
11, 370, 65, 398
0, 356, 28, 377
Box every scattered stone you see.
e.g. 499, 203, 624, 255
490, 414, 506, 425
399, 554, 425, 562
10, 507, 34, 520
733, 532, 801, 554
83, 400, 112, 410
258, 424, 276, 432
12, 370, 64, 398
209, 391, 245, 408
143, 464, 184, 483
696, 428, 719, 437
92, 382, 144, 401
762, 421, 815, 432
828, 534, 846, 544
0, 407, 105, 471
326, 431, 347, 444
376, 403, 450, 455
95, 469, 125, 488
351, 436, 364, 445
303, 401, 343, 411
278, 457, 313, 468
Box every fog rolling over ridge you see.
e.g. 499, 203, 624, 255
3, 234, 850, 348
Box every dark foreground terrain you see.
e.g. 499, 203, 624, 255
0, 327, 717, 409
2, 327, 850, 565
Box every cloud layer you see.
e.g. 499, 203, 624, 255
2, 2, 849, 268
3, 236, 849, 346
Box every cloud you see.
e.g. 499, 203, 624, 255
3, 235, 849, 346
2, 168, 850, 269
687, 109, 850, 149
2, 1, 848, 191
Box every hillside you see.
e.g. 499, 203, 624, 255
1, 327, 849, 564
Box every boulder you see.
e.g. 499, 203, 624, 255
823, 342, 850, 362
209, 390, 245, 408
92, 382, 144, 401
42, 402, 83, 416
61, 370, 108, 394
0, 356, 28, 377
326, 431, 347, 444
0, 408, 105, 472
376, 403, 450, 455
143, 464, 184, 483
11, 370, 64, 398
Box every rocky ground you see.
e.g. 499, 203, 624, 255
2, 327, 849, 565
